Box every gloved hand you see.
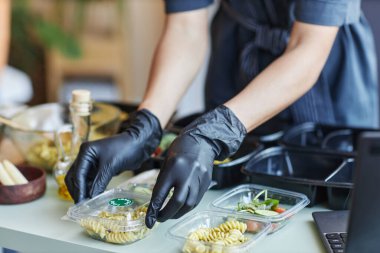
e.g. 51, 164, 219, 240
145, 105, 247, 228
65, 109, 162, 203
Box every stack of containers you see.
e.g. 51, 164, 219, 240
243, 122, 378, 210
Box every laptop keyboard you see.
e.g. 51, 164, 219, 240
325, 233, 348, 253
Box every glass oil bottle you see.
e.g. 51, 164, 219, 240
54, 90, 92, 201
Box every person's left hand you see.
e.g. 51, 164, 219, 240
145, 105, 247, 228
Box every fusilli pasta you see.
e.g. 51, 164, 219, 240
182, 219, 249, 253
79, 206, 150, 244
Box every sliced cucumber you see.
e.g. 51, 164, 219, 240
254, 210, 279, 217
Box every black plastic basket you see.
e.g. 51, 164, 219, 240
281, 122, 378, 156
242, 146, 354, 209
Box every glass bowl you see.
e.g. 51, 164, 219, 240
5, 102, 121, 171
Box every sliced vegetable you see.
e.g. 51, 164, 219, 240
213, 158, 232, 165
273, 207, 286, 214
236, 189, 286, 217
254, 210, 279, 217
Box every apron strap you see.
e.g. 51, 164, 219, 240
263, 1, 336, 124
221, 0, 288, 83
221, 0, 336, 124
221, 0, 288, 55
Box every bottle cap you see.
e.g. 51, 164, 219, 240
72, 90, 91, 103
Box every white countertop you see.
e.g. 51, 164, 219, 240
0, 171, 329, 253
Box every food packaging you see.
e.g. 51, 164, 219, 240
168, 211, 271, 253
66, 188, 154, 244
211, 184, 309, 233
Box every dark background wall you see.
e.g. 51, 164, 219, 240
362, 0, 380, 125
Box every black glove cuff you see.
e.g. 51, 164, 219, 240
127, 109, 163, 155
181, 105, 247, 160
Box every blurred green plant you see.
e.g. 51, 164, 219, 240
11, 0, 81, 62
9, 0, 124, 104
9, 0, 82, 104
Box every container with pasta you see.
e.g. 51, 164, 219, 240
66, 188, 155, 244
168, 211, 271, 253
211, 184, 310, 233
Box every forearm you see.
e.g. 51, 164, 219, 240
0, 0, 10, 72
139, 9, 209, 128
225, 22, 338, 132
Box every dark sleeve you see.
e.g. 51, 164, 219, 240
295, 0, 361, 26
164, 0, 214, 13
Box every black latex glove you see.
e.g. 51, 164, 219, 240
145, 105, 246, 228
65, 109, 162, 203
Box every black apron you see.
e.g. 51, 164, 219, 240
204, 0, 337, 125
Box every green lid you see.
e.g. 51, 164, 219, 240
108, 198, 135, 207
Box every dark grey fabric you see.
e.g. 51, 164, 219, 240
164, 0, 213, 13
163, 0, 379, 128
295, 0, 361, 26
362, 0, 380, 122
205, 0, 378, 128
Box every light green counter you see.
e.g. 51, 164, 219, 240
0, 172, 328, 253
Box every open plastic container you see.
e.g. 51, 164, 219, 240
168, 211, 271, 253
242, 147, 354, 209
211, 184, 309, 233
66, 188, 154, 245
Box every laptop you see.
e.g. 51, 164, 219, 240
313, 132, 380, 253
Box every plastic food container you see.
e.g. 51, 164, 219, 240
242, 147, 354, 209
280, 122, 377, 155
211, 184, 309, 233
168, 211, 271, 253
66, 188, 154, 244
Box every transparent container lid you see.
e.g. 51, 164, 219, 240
168, 211, 271, 253
66, 188, 154, 244
211, 184, 310, 223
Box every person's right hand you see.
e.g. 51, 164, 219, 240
65, 109, 162, 203
145, 105, 247, 228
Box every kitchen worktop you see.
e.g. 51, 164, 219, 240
0, 138, 328, 253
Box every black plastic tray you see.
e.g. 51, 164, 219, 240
137, 137, 264, 189
325, 159, 354, 210
281, 122, 377, 156
242, 146, 354, 209
169, 112, 291, 145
